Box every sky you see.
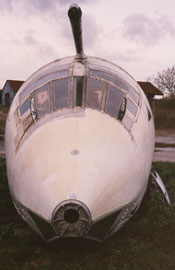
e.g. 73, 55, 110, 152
0, 0, 175, 88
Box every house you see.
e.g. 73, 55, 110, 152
137, 81, 163, 102
1, 80, 24, 106
137, 81, 163, 116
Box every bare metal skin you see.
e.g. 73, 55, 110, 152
5, 4, 169, 243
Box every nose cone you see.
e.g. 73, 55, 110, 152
12, 109, 149, 224
52, 200, 91, 237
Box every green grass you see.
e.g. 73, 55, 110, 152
0, 160, 175, 270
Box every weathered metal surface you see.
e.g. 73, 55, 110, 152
4, 4, 157, 242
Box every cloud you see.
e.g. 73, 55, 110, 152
24, 31, 38, 46
1, 0, 55, 11
158, 16, 175, 36
8, 28, 57, 64
0, 0, 88, 15
25, 0, 58, 13
57, 0, 87, 4
0, 0, 12, 11
23, 30, 57, 60
0, 0, 60, 16
122, 13, 175, 47
83, 15, 99, 50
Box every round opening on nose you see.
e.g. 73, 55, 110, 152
64, 209, 80, 224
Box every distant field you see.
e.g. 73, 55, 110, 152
154, 99, 175, 129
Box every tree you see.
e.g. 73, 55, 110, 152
148, 66, 175, 98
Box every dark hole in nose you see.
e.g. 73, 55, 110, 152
64, 209, 80, 224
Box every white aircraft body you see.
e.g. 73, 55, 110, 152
5, 4, 170, 242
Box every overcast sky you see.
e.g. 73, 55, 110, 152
0, 0, 175, 88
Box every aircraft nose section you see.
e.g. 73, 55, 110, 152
52, 200, 92, 237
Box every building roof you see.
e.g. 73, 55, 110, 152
7, 80, 24, 92
137, 81, 163, 96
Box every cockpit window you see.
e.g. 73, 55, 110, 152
126, 98, 138, 117
34, 84, 50, 118
90, 68, 140, 105
86, 78, 104, 110
17, 61, 141, 150
20, 98, 30, 116
90, 70, 116, 84
114, 80, 140, 105
53, 78, 69, 110
19, 66, 70, 104
105, 85, 124, 118
19, 97, 33, 132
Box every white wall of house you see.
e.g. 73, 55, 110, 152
2, 81, 15, 106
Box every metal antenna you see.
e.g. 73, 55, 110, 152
68, 3, 84, 56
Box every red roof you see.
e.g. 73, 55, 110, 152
137, 81, 163, 95
7, 80, 24, 92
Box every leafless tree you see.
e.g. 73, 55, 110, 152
147, 66, 175, 98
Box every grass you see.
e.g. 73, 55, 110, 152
0, 159, 175, 270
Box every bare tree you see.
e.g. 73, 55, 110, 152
147, 66, 175, 98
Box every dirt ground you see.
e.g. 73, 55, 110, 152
155, 128, 175, 145
155, 128, 175, 137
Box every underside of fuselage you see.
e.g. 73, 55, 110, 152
13, 196, 143, 243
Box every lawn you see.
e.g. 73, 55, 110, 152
0, 159, 175, 270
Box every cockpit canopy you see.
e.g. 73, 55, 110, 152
15, 56, 141, 146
